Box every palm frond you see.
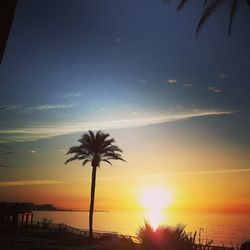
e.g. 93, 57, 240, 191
196, 0, 225, 35
78, 133, 93, 151
102, 159, 112, 166
78, 154, 91, 160
82, 159, 90, 166
175, 0, 213, 12
104, 145, 123, 153
65, 130, 126, 167
64, 155, 81, 164
99, 139, 116, 153
174, 223, 187, 241
203, 0, 210, 6
170, 0, 248, 35
177, 0, 189, 12
66, 146, 81, 155
228, 0, 239, 35
88, 130, 95, 142
102, 152, 126, 162
137, 221, 155, 245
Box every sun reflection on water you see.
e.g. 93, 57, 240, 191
144, 208, 168, 230
139, 187, 173, 230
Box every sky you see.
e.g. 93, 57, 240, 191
0, 0, 250, 212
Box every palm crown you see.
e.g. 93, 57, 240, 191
65, 130, 125, 167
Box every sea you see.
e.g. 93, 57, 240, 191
33, 211, 250, 247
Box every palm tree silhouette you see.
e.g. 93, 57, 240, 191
65, 130, 125, 241
166, 0, 250, 35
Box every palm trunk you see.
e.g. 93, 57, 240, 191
89, 164, 97, 242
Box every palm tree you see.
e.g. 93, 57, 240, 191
165, 0, 250, 35
65, 130, 125, 241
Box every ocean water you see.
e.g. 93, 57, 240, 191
33, 211, 250, 247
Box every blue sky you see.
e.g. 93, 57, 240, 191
1, 0, 250, 141
0, 0, 249, 209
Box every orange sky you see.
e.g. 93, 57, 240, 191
1, 124, 250, 213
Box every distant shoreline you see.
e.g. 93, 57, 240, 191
0, 201, 108, 213
33, 209, 109, 212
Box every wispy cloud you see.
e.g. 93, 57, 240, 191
160, 168, 250, 177
62, 92, 82, 99
8, 105, 22, 110
216, 71, 228, 79
55, 149, 66, 153
26, 104, 74, 111
0, 180, 65, 187
166, 79, 177, 84
207, 87, 223, 93
0, 105, 21, 111
130, 168, 250, 181
0, 110, 234, 142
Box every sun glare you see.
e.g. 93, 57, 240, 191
139, 187, 173, 229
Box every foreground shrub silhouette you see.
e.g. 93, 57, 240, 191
137, 222, 212, 250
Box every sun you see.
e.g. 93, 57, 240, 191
139, 187, 173, 211
139, 187, 173, 229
